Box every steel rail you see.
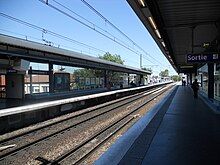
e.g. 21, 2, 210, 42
45, 84, 174, 165
0, 86, 162, 144
0, 86, 165, 160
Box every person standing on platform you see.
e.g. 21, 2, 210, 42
191, 79, 199, 98
182, 79, 186, 86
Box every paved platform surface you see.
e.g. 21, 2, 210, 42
120, 86, 220, 165
0, 82, 170, 111
97, 85, 220, 165
0, 88, 108, 110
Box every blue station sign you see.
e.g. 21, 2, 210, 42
187, 53, 220, 63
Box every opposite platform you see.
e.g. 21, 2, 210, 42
96, 85, 220, 165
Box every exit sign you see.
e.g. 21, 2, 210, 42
187, 54, 220, 63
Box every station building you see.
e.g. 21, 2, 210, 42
127, 0, 220, 103
95, 1, 220, 164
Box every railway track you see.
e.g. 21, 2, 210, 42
0, 86, 164, 144
0, 84, 175, 164
44, 84, 174, 165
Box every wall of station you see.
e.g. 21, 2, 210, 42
6, 74, 24, 99
198, 63, 220, 101
24, 63, 133, 95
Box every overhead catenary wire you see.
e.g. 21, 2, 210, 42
52, 0, 138, 55
0, 12, 106, 54
52, 0, 157, 66
53, 0, 157, 66
38, 0, 156, 65
0, 13, 140, 65
142, 55, 156, 66
38, 0, 142, 56
81, 0, 137, 46
0, 28, 38, 41
80, 0, 166, 67
0, 27, 101, 55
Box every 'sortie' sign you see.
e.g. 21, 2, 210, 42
187, 54, 219, 63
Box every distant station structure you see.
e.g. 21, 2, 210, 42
0, 34, 151, 102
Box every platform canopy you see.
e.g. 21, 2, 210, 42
127, 0, 220, 73
0, 34, 150, 75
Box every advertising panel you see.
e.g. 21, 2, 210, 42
96, 78, 100, 85
85, 78, 90, 86
91, 78, 95, 85
54, 72, 70, 91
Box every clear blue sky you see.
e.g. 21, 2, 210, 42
0, 0, 176, 75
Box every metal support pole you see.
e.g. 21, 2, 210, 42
194, 66, 198, 77
30, 66, 33, 95
140, 74, 143, 85
200, 74, 203, 88
189, 73, 192, 85
128, 73, 130, 86
140, 54, 142, 69
104, 70, 107, 87
208, 63, 214, 99
49, 63, 54, 93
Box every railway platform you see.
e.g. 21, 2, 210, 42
0, 87, 108, 110
96, 85, 220, 165
0, 82, 171, 134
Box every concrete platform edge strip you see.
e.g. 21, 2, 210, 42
0, 82, 172, 117
199, 92, 220, 114
95, 85, 178, 165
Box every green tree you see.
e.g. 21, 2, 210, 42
141, 67, 152, 73
74, 53, 125, 81
171, 75, 181, 82
73, 68, 104, 88
159, 69, 169, 77
74, 68, 99, 77
99, 52, 124, 65
99, 52, 125, 85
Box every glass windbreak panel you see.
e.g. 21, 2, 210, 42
54, 73, 70, 92
199, 64, 208, 95
54, 65, 74, 91
54, 65, 105, 90
129, 74, 139, 85
29, 62, 48, 71
110, 72, 127, 88
73, 68, 104, 90
25, 62, 49, 94
214, 63, 220, 101
24, 74, 49, 94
